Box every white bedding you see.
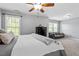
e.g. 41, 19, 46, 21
11, 34, 64, 56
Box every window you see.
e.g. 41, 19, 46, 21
49, 23, 58, 32
5, 15, 21, 36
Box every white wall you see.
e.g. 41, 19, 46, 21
61, 17, 79, 38
20, 15, 49, 35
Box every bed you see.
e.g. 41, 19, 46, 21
0, 33, 66, 56
11, 33, 66, 56
0, 37, 17, 56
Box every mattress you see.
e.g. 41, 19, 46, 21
11, 34, 65, 56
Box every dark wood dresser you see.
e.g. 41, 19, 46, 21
36, 27, 47, 36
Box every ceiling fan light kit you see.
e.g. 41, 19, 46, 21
33, 3, 42, 10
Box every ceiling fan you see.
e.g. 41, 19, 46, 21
26, 3, 55, 13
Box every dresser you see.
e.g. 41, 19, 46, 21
36, 27, 47, 36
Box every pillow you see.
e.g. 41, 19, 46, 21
32, 34, 54, 45
45, 38, 54, 45
0, 32, 15, 44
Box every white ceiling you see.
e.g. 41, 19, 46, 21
0, 3, 79, 21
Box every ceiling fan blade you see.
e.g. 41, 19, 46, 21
29, 8, 35, 12
41, 3, 55, 7
40, 8, 44, 13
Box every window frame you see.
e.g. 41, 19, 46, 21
48, 22, 58, 32
5, 14, 21, 36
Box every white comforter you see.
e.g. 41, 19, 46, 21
11, 34, 64, 56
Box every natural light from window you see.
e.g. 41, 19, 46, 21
49, 22, 58, 32
5, 15, 21, 36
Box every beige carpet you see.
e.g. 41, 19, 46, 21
60, 38, 79, 56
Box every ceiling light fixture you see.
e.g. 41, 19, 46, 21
33, 3, 42, 10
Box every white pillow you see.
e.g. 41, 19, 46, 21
0, 32, 15, 44
32, 33, 54, 45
